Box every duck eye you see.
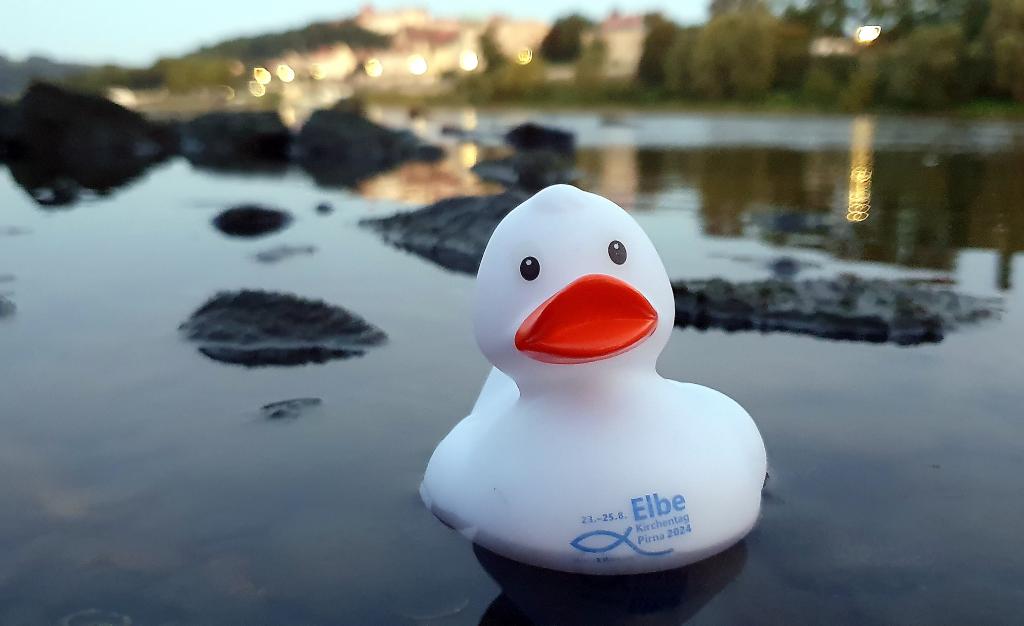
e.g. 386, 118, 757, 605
520, 256, 540, 281
608, 240, 627, 265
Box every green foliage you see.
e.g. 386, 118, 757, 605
841, 55, 881, 111
636, 14, 679, 87
802, 63, 840, 106
691, 9, 777, 99
196, 20, 388, 61
773, 19, 812, 91
881, 24, 966, 108
575, 38, 608, 89
664, 27, 701, 96
540, 15, 591, 63
154, 57, 237, 93
986, 0, 1024, 101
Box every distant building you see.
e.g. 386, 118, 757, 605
810, 36, 855, 57
487, 16, 549, 60
600, 12, 646, 78
356, 4, 431, 35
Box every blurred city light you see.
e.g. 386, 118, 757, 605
458, 142, 478, 169
459, 49, 479, 72
855, 26, 882, 45
253, 67, 272, 85
364, 58, 383, 78
310, 63, 325, 80
847, 116, 875, 222
516, 47, 533, 65
408, 54, 428, 76
247, 80, 266, 97
276, 64, 295, 82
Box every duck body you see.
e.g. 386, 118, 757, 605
421, 185, 767, 575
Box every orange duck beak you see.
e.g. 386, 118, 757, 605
514, 274, 658, 364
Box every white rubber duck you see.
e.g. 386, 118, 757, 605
421, 185, 766, 575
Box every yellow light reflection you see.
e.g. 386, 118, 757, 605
279, 106, 297, 127
459, 49, 479, 72
516, 48, 533, 65
276, 64, 295, 82
247, 80, 266, 97
458, 142, 479, 169
310, 63, 325, 80
408, 54, 428, 76
220, 85, 235, 100
364, 58, 383, 78
461, 108, 478, 131
252, 67, 272, 85
847, 116, 875, 223
855, 25, 882, 45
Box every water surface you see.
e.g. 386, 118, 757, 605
1, 110, 1022, 624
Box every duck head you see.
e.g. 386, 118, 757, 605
474, 185, 675, 391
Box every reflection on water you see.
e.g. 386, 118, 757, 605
847, 116, 874, 223
1, 110, 1023, 623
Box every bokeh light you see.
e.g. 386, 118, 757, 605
516, 48, 533, 65
247, 80, 266, 97
459, 50, 479, 72
408, 55, 428, 76
364, 58, 383, 78
276, 64, 295, 82
253, 67, 271, 85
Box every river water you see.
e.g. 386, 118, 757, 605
1, 109, 1022, 624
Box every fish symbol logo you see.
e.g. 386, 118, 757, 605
569, 526, 673, 557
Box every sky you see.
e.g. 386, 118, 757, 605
3, 0, 709, 67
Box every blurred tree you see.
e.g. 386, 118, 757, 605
540, 15, 592, 63
155, 57, 236, 93
802, 62, 841, 105
636, 14, 679, 87
986, 0, 1024, 101
710, 0, 767, 16
664, 27, 701, 96
575, 38, 608, 89
881, 24, 966, 108
841, 54, 881, 110
773, 19, 812, 91
691, 8, 778, 99
196, 20, 388, 61
478, 26, 508, 75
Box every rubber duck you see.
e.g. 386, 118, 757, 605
421, 185, 766, 574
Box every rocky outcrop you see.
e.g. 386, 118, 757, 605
180, 290, 387, 367
2, 82, 176, 207
212, 205, 292, 238
295, 104, 444, 187
360, 191, 529, 274
472, 150, 577, 192
504, 122, 575, 156
179, 111, 290, 171
672, 275, 1001, 345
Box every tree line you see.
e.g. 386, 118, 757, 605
471, 0, 1024, 111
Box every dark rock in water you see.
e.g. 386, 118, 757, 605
672, 275, 1001, 346
180, 290, 387, 367
0, 295, 15, 319
505, 122, 575, 156
253, 244, 316, 263
0, 226, 31, 236
472, 150, 577, 191
2, 82, 176, 207
315, 201, 333, 215
213, 205, 292, 238
261, 397, 322, 420
180, 111, 290, 171
361, 191, 530, 274
295, 105, 444, 187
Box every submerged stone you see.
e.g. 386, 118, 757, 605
672, 275, 1001, 346
472, 150, 577, 192
315, 201, 333, 214
360, 191, 529, 274
504, 122, 575, 156
180, 110, 290, 171
295, 105, 444, 187
2, 82, 176, 207
179, 290, 387, 367
260, 397, 323, 420
253, 244, 316, 263
0, 295, 14, 319
212, 205, 292, 238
